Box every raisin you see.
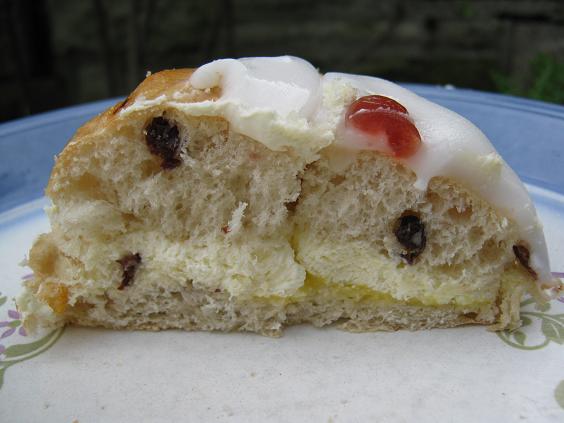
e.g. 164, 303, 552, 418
513, 244, 538, 279
285, 197, 300, 213
394, 214, 426, 264
145, 117, 182, 169
117, 253, 142, 290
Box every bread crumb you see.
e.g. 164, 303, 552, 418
226, 202, 247, 235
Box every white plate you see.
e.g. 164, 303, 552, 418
0, 188, 563, 422
1, 88, 564, 422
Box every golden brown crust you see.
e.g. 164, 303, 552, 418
47, 69, 220, 196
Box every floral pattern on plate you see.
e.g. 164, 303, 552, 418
0, 281, 64, 390
497, 273, 564, 410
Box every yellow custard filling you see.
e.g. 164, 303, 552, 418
284, 273, 407, 304
256, 272, 494, 311
291, 231, 504, 307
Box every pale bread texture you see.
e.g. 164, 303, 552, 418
18, 69, 535, 336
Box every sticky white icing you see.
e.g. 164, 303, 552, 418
188, 56, 559, 293
187, 56, 334, 159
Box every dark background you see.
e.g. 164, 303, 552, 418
2, 0, 564, 123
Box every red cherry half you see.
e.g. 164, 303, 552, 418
345, 95, 422, 158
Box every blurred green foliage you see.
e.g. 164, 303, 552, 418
493, 53, 564, 104
458, 0, 476, 19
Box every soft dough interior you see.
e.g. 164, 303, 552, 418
19, 106, 532, 335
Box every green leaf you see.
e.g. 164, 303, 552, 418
521, 316, 532, 327
555, 380, 564, 410
4, 332, 56, 358
8, 320, 20, 329
513, 330, 526, 346
0, 367, 4, 390
541, 319, 564, 345
0, 296, 6, 307
520, 297, 536, 307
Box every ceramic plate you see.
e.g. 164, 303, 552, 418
1, 88, 564, 422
